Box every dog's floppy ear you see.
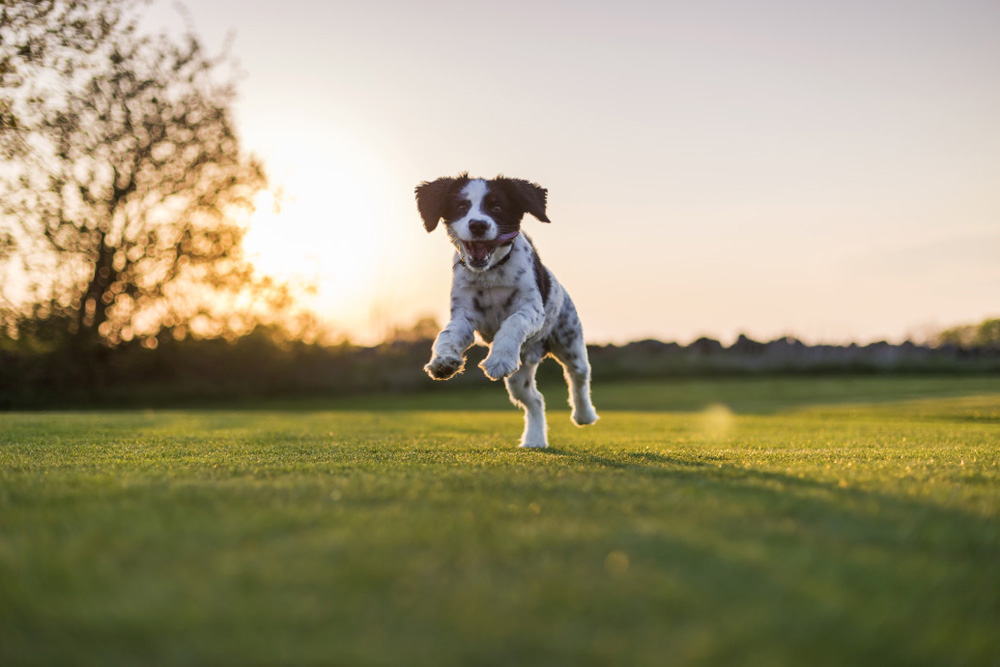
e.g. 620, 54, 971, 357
497, 177, 550, 223
415, 177, 458, 232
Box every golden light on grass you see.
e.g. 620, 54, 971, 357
700, 403, 736, 440
604, 550, 631, 577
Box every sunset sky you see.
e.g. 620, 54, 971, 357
147, 0, 1000, 345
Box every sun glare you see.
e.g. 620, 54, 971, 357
243, 136, 388, 339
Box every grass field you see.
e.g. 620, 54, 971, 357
2, 376, 999, 666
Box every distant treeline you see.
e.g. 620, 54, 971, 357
2, 329, 998, 409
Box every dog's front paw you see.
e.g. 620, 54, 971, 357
479, 353, 520, 381
425, 353, 464, 380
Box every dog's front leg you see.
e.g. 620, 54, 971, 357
480, 308, 543, 381
425, 315, 475, 380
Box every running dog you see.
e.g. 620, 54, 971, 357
415, 174, 598, 448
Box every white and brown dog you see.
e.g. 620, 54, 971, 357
415, 173, 598, 448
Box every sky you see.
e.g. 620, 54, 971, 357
146, 0, 1000, 345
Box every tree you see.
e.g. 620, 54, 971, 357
936, 317, 1000, 348
2, 0, 132, 142
1, 0, 288, 348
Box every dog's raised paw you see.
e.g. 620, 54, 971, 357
425, 354, 464, 380
479, 354, 520, 381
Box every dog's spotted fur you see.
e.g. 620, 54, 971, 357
415, 174, 598, 448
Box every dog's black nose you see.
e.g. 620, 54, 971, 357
468, 219, 489, 237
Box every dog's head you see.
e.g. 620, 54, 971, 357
415, 174, 549, 272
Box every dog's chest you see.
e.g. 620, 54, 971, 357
464, 286, 520, 342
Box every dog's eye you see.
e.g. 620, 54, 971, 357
490, 204, 502, 213
454, 201, 470, 215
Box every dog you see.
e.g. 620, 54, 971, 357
415, 173, 598, 448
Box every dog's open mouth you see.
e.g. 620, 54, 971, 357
461, 231, 518, 266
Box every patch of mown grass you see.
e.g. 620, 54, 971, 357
1, 377, 998, 666
254, 373, 1000, 414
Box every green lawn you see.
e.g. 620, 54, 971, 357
1, 376, 998, 666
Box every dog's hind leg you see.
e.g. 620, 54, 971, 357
549, 300, 599, 427
505, 360, 547, 448
555, 344, 599, 426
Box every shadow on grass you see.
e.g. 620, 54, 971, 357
2, 422, 997, 665
536, 447, 827, 492
533, 443, 998, 558
478, 441, 1000, 663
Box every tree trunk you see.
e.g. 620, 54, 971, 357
74, 236, 116, 346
